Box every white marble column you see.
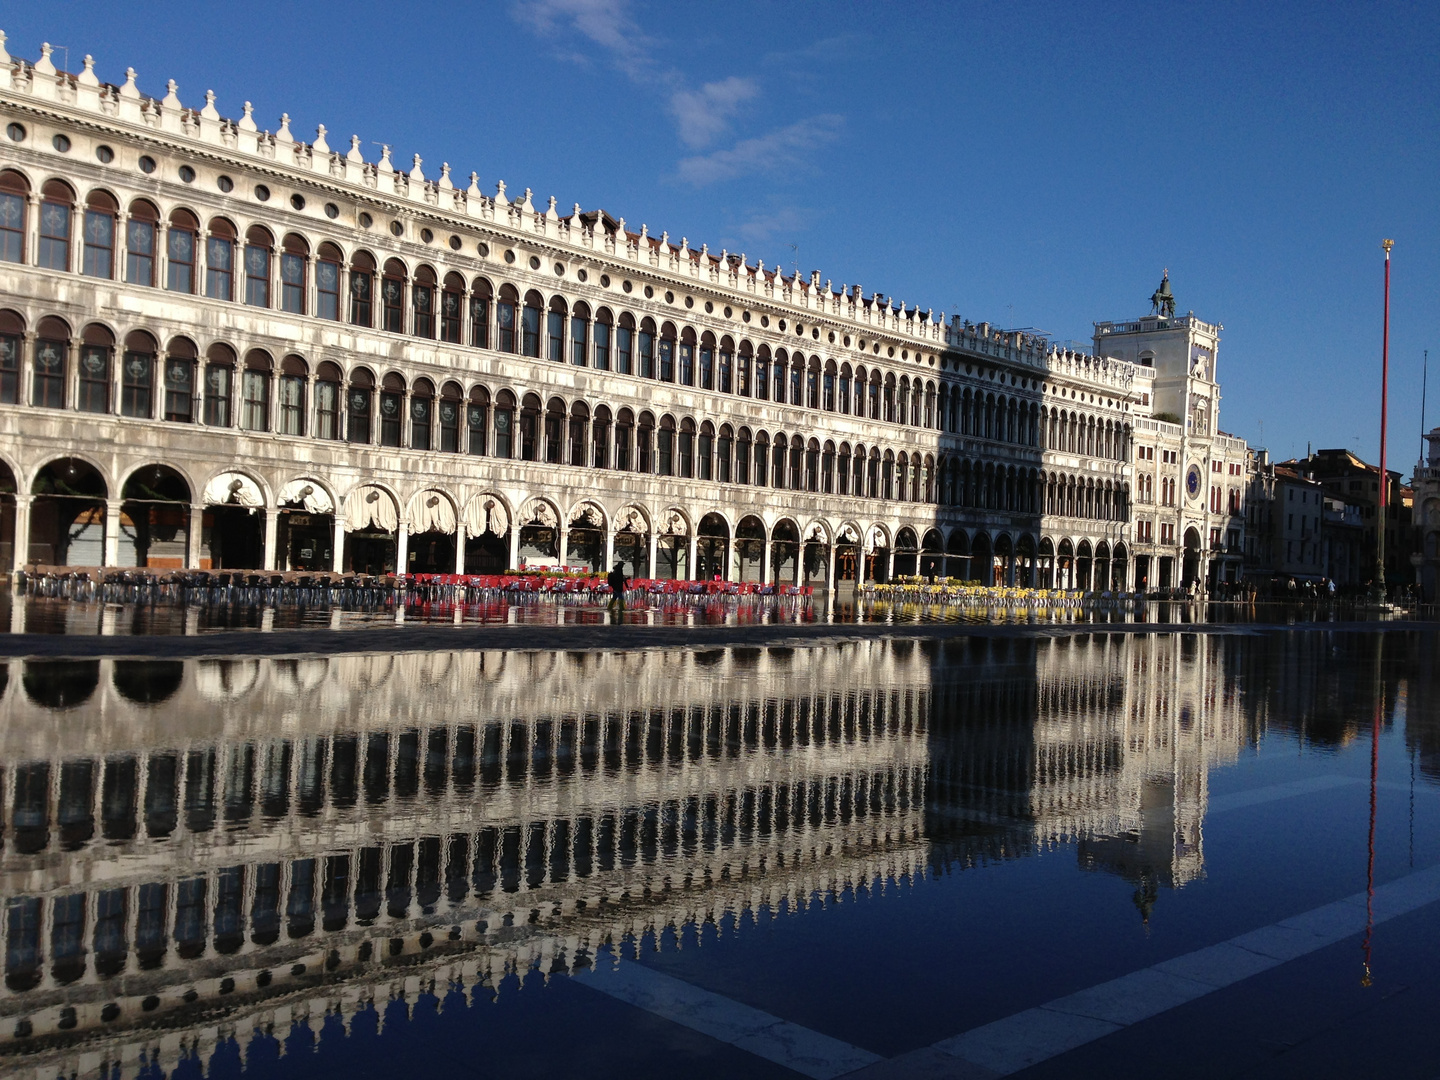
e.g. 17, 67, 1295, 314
261, 508, 277, 572
11, 494, 30, 574
454, 522, 466, 575
395, 523, 408, 576
332, 518, 346, 574
188, 505, 204, 569
102, 498, 121, 567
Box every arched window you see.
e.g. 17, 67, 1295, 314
125, 200, 158, 286
166, 208, 198, 293
78, 323, 114, 413
737, 341, 753, 396
412, 266, 437, 339
470, 277, 492, 348
497, 285, 519, 353
241, 350, 272, 432
657, 415, 676, 475
39, 180, 75, 272
680, 328, 697, 387
699, 332, 715, 391
547, 296, 567, 362
638, 318, 656, 379
203, 343, 236, 426
592, 404, 612, 467
440, 273, 465, 344
569, 401, 589, 467
280, 234, 308, 314
772, 433, 787, 488
381, 259, 407, 333
805, 439, 819, 492
121, 330, 158, 419
410, 378, 434, 450
205, 218, 236, 300
616, 312, 635, 375
466, 384, 489, 456
349, 251, 376, 327
698, 420, 715, 481
0, 170, 28, 263
594, 308, 613, 371
754, 432, 770, 487
614, 407, 634, 470
544, 398, 565, 463
839, 364, 853, 414
347, 367, 374, 444
163, 337, 197, 423
493, 389, 516, 458
837, 442, 851, 496
789, 354, 803, 405
822, 440, 835, 493
719, 336, 734, 394
659, 323, 676, 383
637, 411, 655, 473
279, 355, 307, 435
82, 190, 118, 278
243, 225, 273, 307
33, 316, 71, 409
823, 361, 836, 411
438, 381, 462, 451
315, 360, 342, 439
522, 291, 543, 357
570, 302, 590, 367
755, 346, 771, 401
678, 327, 695, 387
379, 372, 405, 447
316, 242, 343, 320
735, 427, 751, 484
678, 417, 695, 478
0, 309, 23, 403
790, 435, 803, 490
520, 394, 541, 461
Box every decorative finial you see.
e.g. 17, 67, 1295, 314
35, 43, 55, 76
276, 112, 293, 142
409, 153, 424, 180
312, 124, 329, 154
1382, 238, 1394, 255
347, 134, 363, 163
238, 100, 256, 131
201, 89, 220, 120
468, 171, 481, 196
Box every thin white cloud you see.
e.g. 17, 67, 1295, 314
670, 76, 760, 148
734, 204, 810, 247
676, 114, 844, 186
516, 1, 845, 184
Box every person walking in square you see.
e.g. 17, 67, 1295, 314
607, 561, 628, 615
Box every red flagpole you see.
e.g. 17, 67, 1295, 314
1377, 240, 1393, 594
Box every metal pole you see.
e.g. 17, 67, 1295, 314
1376, 240, 1393, 598
1421, 349, 1429, 465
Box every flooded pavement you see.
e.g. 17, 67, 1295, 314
1, 629, 1438, 1079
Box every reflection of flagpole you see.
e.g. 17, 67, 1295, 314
1363, 634, 1383, 987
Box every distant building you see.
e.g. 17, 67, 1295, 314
1414, 428, 1440, 601
1321, 493, 1366, 587
1287, 449, 1412, 587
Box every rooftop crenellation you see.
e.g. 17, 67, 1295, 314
0, 32, 1162, 362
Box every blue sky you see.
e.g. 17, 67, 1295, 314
8, 1, 1437, 470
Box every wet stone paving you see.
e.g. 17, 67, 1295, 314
0, 620, 1438, 1078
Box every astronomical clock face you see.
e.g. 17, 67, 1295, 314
1186, 464, 1202, 500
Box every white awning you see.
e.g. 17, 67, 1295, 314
344, 485, 398, 532
408, 489, 457, 534
278, 478, 334, 514
463, 496, 508, 537
202, 471, 263, 508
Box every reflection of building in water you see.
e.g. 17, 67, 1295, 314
0, 643, 935, 1078
924, 634, 1251, 903
0, 634, 1260, 1077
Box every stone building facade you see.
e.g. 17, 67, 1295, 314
0, 36, 1248, 590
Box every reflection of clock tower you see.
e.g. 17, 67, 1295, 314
1095, 274, 1248, 590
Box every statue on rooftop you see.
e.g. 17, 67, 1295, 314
1150, 270, 1176, 319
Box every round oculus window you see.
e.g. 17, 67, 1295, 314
577, 268, 588, 282
290, 193, 306, 210
95, 144, 114, 163
504, 249, 516, 264
217, 175, 234, 192
622, 280, 632, 293
448, 235, 461, 250
528, 255, 541, 269
389, 220, 403, 236
254, 183, 270, 201
420, 227, 433, 243
52, 134, 71, 153
138, 155, 157, 174
358, 211, 373, 228
600, 274, 610, 287
178, 164, 195, 183
644, 285, 654, 299
325, 202, 340, 219
5, 122, 24, 142
554, 262, 565, 275
478, 242, 490, 256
